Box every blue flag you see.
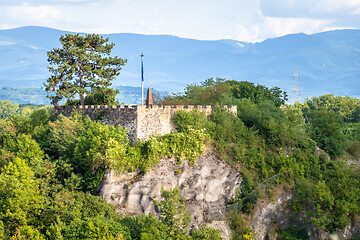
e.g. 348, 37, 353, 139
141, 60, 144, 82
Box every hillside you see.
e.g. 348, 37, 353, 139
0, 80, 359, 239
1, 26, 360, 102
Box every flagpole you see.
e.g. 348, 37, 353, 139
141, 53, 144, 105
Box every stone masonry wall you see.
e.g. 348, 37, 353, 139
54, 105, 237, 143
54, 105, 138, 142
137, 105, 216, 140
137, 105, 236, 141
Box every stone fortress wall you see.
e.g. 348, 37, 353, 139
54, 105, 138, 142
54, 89, 237, 143
54, 104, 237, 143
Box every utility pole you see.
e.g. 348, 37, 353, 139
140, 53, 144, 105
293, 70, 300, 103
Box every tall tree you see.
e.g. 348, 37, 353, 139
45, 34, 127, 106
0, 100, 19, 119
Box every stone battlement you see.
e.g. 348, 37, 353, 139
54, 104, 237, 143
57, 105, 137, 110
56, 104, 237, 111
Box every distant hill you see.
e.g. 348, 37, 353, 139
1, 26, 359, 102
0, 86, 166, 105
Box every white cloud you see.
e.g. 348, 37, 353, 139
2, 3, 63, 25
229, 14, 333, 42
261, 16, 332, 38
260, 0, 360, 18
48, 0, 261, 40
316, 0, 360, 14
0, 0, 99, 5
352, 8, 360, 15
232, 24, 261, 42
0, 0, 359, 42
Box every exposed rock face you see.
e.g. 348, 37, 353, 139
251, 193, 360, 240
97, 149, 241, 238
252, 193, 293, 240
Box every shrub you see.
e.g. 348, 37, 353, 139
173, 109, 209, 132
347, 141, 360, 159
191, 225, 223, 240
308, 109, 346, 158
278, 226, 309, 240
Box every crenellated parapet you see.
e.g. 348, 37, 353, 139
54, 104, 237, 143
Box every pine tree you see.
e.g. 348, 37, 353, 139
45, 34, 127, 106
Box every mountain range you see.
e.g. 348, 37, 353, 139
1, 26, 360, 103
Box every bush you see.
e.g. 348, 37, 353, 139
227, 211, 254, 240
191, 225, 223, 240
139, 128, 207, 169
347, 141, 360, 159
84, 87, 120, 106
278, 226, 309, 240
308, 109, 345, 158
154, 187, 190, 232
173, 109, 209, 132
65, 88, 120, 106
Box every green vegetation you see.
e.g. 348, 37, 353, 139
0, 104, 214, 239
64, 87, 121, 106
161, 78, 288, 107
1, 77, 359, 239
0, 100, 36, 119
0, 100, 20, 119
163, 78, 360, 238
275, 225, 309, 240
45, 34, 127, 106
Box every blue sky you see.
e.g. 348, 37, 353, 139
0, 0, 359, 42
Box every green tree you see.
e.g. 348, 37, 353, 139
64, 87, 121, 106
154, 187, 190, 233
302, 94, 360, 123
0, 100, 19, 119
47, 113, 84, 160
45, 33, 127, 106
231, 81, 288, 107
309, 109, 345, 158
161, 78, 287, 107
84, 87, 120, 105
0, 220, 4, 239
73, 118, 129, 193
0, 157, 44, 235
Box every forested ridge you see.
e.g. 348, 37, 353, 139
0, 79, 359, 239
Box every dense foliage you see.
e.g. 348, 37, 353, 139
0, 100, 35, 119
64, 87, 121, 106
166, 79, 360, 238
0, 104, 217, 239
161, 78, 288, 107
1, 78, 359, 239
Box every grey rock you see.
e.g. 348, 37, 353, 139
97, 149, 241, 239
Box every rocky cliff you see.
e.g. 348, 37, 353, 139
97, 149, 241, 239
96, 148, 360, 240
